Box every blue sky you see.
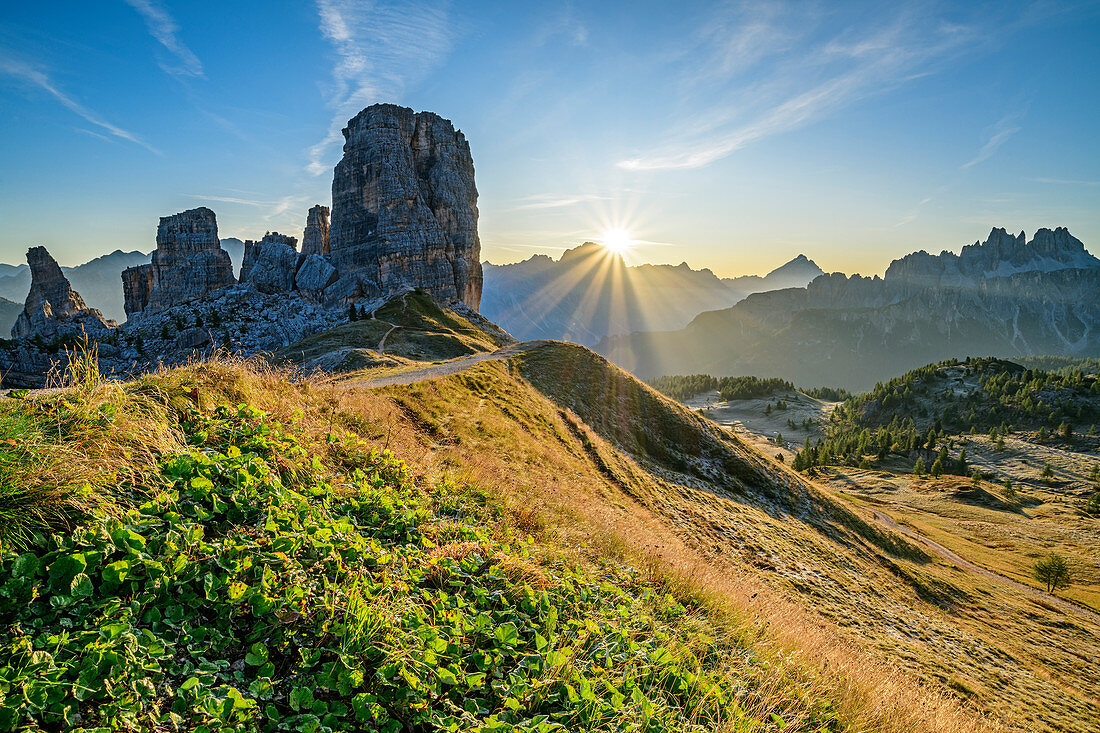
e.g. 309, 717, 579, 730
1, 1, 1098, 276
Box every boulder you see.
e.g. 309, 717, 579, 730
176, 327, 212, 350
323, 273, 374, 308
295, 254, 338, 298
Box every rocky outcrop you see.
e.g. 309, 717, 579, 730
124, 207, 236, 318
328, 104, 483, 310
240, 233, 299, 294
11, 247, 113, 339
301, 205, 330, 256
294, 255, 338, 300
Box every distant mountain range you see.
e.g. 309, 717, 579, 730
480, 244, 823, 345
597, 227, 1100, 391
0, 239, 245, 323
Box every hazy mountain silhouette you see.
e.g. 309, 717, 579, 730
598, 228, 1100, 390
480, 244, 822, 344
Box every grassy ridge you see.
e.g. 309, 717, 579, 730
515, 343, 928, 563
274, 290, 510, 372
0, 359, 846, 732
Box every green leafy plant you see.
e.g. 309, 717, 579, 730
0, 401, 839, 732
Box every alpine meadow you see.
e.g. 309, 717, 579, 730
0, 2, 1098, 732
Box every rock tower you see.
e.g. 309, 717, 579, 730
11, 247, 112, 339
328, 104, 483, 310
123, 207, 236, 317
301, 205, 330, 256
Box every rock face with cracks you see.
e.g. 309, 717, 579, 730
301, 205, 330, 256
11, 246, 113, 340
328, 104, 483, 310
123, 207, 236, 318
240, 233, 299, 294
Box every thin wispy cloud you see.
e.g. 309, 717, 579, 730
894, 196, 934, 228
962, 111, 1022, 169
0, 56, 160, 154
185, 194, 279, 206
512, 193, 612, 210
1033, 177, 1100, 186
123, 0, 204, 78
308, 0, 454, 176
619, 6, 988, 171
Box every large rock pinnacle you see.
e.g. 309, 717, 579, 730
328, 104, 483, 310
12, 246, 112, 339
123, 207, 236, 318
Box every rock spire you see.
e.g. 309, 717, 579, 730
11, 247, 112, 339
301, 205, 330, 256
328, 104, 483, 310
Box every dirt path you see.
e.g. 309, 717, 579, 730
371, 291, 410, 356
342, 340, 551, 389
872, 509, 1100, 626
376, 323, 399, 355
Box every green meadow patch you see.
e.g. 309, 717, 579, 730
0, 399, 840, 732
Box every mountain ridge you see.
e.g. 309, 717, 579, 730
599, 227, 1100, 390
480, 243, 823, 345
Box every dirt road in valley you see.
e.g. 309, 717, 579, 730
872, 509, 1100, 626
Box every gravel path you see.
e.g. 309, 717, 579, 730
342, 340, 551, 389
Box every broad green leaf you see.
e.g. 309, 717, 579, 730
69, 573, 93, 599
494, 622, 519, 648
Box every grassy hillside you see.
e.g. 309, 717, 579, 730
0, 356, 854, 732
274, 289, 511, 373
8, 309, 1095, 730
0, 345, 1005, 732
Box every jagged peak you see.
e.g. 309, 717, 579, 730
885, 227, 1098, 284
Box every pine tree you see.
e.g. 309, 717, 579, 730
1033, 553, 1072, 594
930, 458, 943, 477
913, 457, 926, 476
348, 304, 359, 322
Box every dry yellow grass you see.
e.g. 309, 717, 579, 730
236, 354, 997, 733
6, 350, 1022, 731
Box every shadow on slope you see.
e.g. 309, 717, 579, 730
513, 342, 927, 564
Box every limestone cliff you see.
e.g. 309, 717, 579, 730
123, 207, 236, 318
11, 247, 112, 339
884, 227, 1100, 286
328, 104, 483, 310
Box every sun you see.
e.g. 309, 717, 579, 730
600, 228, 633, 255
